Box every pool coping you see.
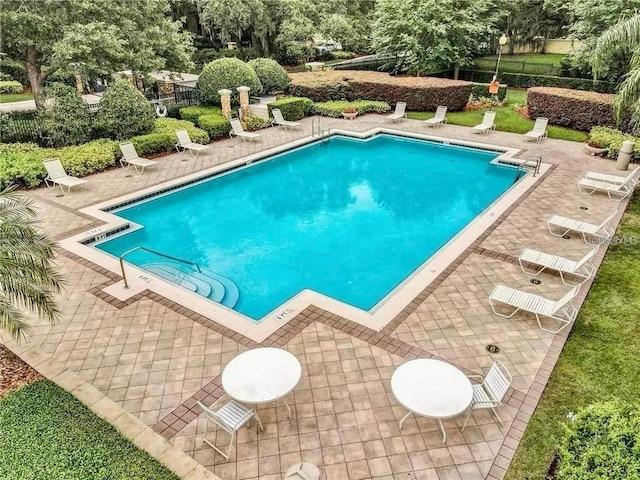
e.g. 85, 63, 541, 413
59, 127, 546, 343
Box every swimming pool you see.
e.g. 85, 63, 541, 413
97, 134, 516, 320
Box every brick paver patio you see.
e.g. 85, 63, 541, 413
2, 114, 632, 480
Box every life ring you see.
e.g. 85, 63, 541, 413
155, 104, 168, 117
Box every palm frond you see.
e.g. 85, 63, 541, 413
593, 14, 640, 78
0, 296, 33, 342
615, 67, 640, 121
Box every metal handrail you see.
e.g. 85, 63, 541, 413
312, 117, 331, 139
521, 154, 542, 176
119, 246, 201, 289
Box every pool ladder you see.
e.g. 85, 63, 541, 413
119, 246, 201, 289
514, 154, 542, 182
312, 117, 331, 143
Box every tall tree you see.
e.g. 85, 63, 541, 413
0, 0, 194, 107
0, 187, 64, 341
503, 0, 568, 54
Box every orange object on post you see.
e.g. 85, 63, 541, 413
489, 79, 500, 95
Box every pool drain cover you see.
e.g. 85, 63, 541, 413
530, 279, 542, 285
580, 206, 588, 210
125, 174, 133, 178
486, 344, 500, 353
55, 194, 64, 198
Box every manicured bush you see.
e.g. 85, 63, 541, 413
556, 402, 640, 480
179, 105, 223, 123
244, 115, 271, 131
94, 78, 155, 140
311, 100, 391, 117
470, 82, 507, 101
197, 114, 231, 138
195, 58, 263, 105
588, 126, 640, 160
154, 118, 209, 144
267, 96, 313, 121
247, 58, 290, 93
288, 71, 471, 111
0, 380, 178, 480
128, 118, 210, 157
0, 80, 23, 94
527, 87, 616, 132
37, 84, 91, 147
0, 60, 27, 86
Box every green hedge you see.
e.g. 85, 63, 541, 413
458, 70, 617, 94
154, 118, 209, 144
196, 57, 262, 105
0, 139, 117, 188
470, 82, 507, 101
197, 114, 231, 138
0, 380, 178, 480
0, 80, 24, 94
128, 118, 209, 157
588, 126, 640, 160
267, 97, 313, 121
311, 100, 391, 118
247, 58, 290, 93
179, 105, 223, 123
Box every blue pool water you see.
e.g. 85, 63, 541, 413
97, 134, 515, 319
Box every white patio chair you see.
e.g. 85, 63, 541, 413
524, 117, 548, 142
577, 177, 635, 201
197, 396, 263, 462
43, 158, 87, 194
461, 361, 512, 430
119, 142, 158, 173
584, 166, 639, 186
424, 106, 448, 127
175, 129, 210, 158
518, 245, 598, 286
385, 102, 407, 123
472, 111, 496, 134
271, 108, 301, 130
547, 213, 616, 244
229, 118, 262, 143
489, 284, 579, 333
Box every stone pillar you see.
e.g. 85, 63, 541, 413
75, 74, 84, 94
616, 140, 634, 171
218, 89, 232, 119
237, 86, 251, 123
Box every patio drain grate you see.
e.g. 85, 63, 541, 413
486, 344, 500, 353
530, 279, 542, 285
562, 235, 571, 239
125, 175, 133, 178
580, 206, 589, 210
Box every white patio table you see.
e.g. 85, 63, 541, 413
222, 347, 302, 420
391, 358, 473, 443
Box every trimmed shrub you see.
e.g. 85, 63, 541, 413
244, 115, 271, 131
179, 105, 223, 123
557, 402, 640, 479
288, 71, 471, 111
0, 60, 27, 86
94, 78, 155, 140
197, 114, 231, 139
154, 118, 209, 144
527, 87, 616, 132
266, 97, 313, 121
0, 111, 39, 144
470, 82, 507, 102
0, 80, 24, 94
247, 58, 290, 93
588, 126, 640, 160
37, 84, 91, 147
311, 100, 391, 117
195, 58, 262, 106
128, 118, 210, 157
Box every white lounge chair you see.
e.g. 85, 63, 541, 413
518, 245, 598, 286
584, 166, 639, 186
43, 158, 87, 194
229, 118, 261, 143
271, 108, 301, 130
119, 142, 158, 173
461, 361, 512, 430
424, 106, 448, 128
175, 129, 210, 158
489, 284, 579, 333
197, 396, 262, 462
385, 102, 407, 123
524, 117, 548, 142
472, 111, 496, 134
547, 213, 616, 244
578, 177, 635, 201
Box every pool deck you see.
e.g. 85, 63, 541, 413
2, 114, 634, 480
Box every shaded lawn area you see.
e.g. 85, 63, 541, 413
506, 193, 640, 479
0, 380, 178, 480
473, 53, 566, 75
407, 89, 588, 142
0, 92, 34, 103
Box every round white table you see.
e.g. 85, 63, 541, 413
222, 347, 302, 419
391, 358, 473, 443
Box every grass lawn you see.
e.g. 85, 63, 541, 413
506, 193, 640, 479
407, 89, 588, 142
0, 380, 178, 480
473, 53, 565, 75
0, 92, 34, 103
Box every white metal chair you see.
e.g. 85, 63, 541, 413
385, 102, 407, 122
489, 284, 580, 333
472, 111, 496, 134
518, 245, 598, 286
584, 166, 639, 186
197, 396, 263, 462
524, 117, 548, 142
547, 213, 616, 244
119, 142, 158, 173
424, 106, 448, 127
175, 129, 210, 158
271, 108, 301, 130
229, 118, 262, 143
462, 361, 512, 430
43, 158, 87, 194
577, 177, 635, 201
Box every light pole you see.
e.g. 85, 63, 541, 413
494, 34, 508, 79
